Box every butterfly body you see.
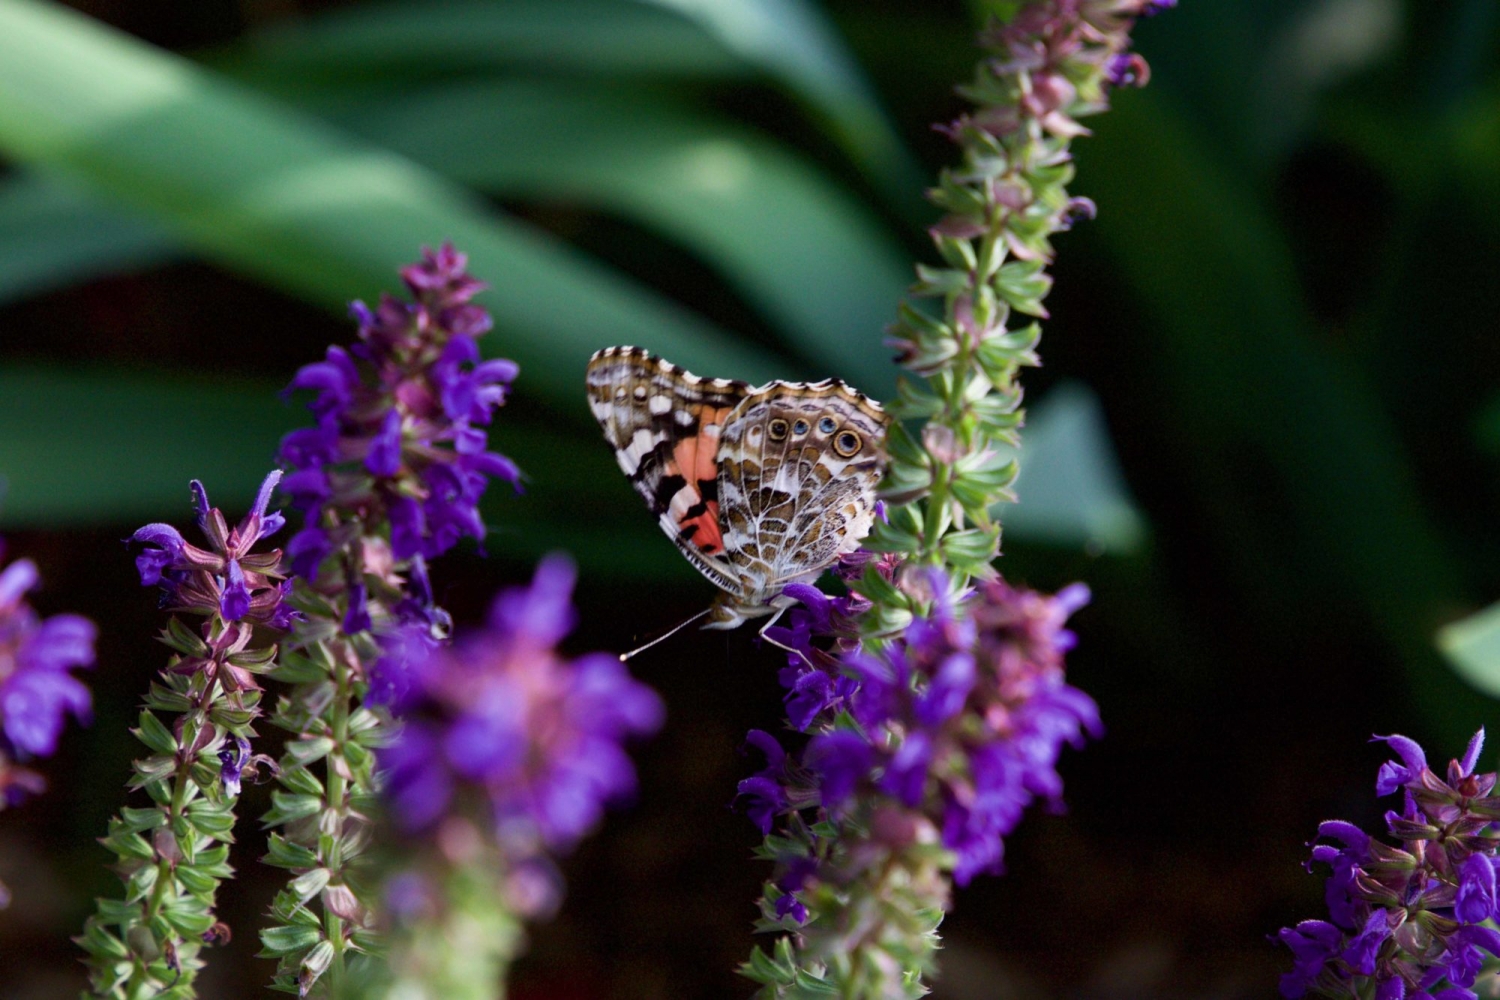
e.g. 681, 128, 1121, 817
586, 346, 889, 630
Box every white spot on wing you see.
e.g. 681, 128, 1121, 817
649, 394, 672, 415
618, 427, 664, 477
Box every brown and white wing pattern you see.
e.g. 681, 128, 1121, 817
585, 346, 749, 593
715, 381, 890, 607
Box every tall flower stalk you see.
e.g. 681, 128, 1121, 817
0, 540, 97, 909
261, 244, 519, 995
739, 2, 1168, 996
368, 555, 663, 999
79, 474, 289, 999
1278, 731, 1500, 1000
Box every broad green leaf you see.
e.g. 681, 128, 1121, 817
0, 79, 913, 395
214, 0, 749, 90
0, 0, 782, 411
0, 366, 295, 526
994, 382, 1147, 555
0, 174, 175, 301
325, 81, 910, 396
1439, 602, 1500, 699
628, 0, 925, 211
1080, 88, 1476, 728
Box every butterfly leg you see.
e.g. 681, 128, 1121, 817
756, 607, 814, 669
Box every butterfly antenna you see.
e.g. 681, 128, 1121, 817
756, 608, 814, 670
620, 608, 712, 662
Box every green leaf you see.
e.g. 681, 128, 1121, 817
264, 833, 320, 871
0, 367, 294, 527
214, 0, 747, 88
259, 923, 323, 958
133, 710, 178, 756
0, 0, 783, 413
628, 0, 924, 214
1439, 602, 1500, 698
283, 737, 335, 767
326, 80, 910, 397
995, 381, 1147, 555
287, 868, 332, 906
0, 173, 174, 302
261, 791, 322, 828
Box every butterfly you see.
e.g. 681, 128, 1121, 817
586, 346, 891, 651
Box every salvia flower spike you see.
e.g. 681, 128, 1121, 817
260, 244, 520, 996
79, 473, 287, 999
737, 2, 1165, 995
0, 540, 97, 909
1277, 730, 1500, 1000
370, 555, 663, 997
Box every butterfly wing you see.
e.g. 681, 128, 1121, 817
716, 381, 890, 599
586, 346, 750, 593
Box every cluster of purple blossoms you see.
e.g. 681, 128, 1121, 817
1278, 731, 1500, 1000
943, 0, 1170, 147
0, 542, 96, 807
741, 569, 1099, 913
131, 471, 293, 631
380, 554, 663, 914
278, 243, 520, 583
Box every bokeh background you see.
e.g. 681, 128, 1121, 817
1, 0, 1498, 996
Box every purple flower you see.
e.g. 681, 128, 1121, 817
128, 471, 292, 630
1278, 731, 1500, 998
379, 555, 663, 861
0, 548, 97, 766
279, 244, 520, 578
746, 573, 1099, 893
219, 734, 251, 796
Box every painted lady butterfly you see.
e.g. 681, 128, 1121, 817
586, 346, 890, 643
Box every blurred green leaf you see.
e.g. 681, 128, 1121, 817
996, 381, 1147, 555
1081, 88, 1475, 726
0, 0, 783, 410
220, 0, 921, 214
629, 0, 925, 212
0, 77, 913, 395
216, 0, 748, 88
0, 174, 175, 301
0, 366, 293, 526
1439, 602, 1500, 699
326, 80, 910, 395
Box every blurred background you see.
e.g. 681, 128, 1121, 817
0, 0, 1498, 996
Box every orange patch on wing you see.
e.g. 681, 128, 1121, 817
671, 406, 731, 485
679, 500, 724, 555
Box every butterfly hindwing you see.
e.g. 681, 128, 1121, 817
585, 347, 749, 590
717, 382, 891, 594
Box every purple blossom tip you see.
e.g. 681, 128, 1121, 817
190, 480, 211, 527
1461, 728, 1485, 777
1373, 734, 1428, 795
0, 559, 39, 608
219, 560, 251, 622
219, 734, 251, 796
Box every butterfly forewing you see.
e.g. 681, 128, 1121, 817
586, 347, 749, 590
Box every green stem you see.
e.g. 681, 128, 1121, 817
324, 645, 353, 993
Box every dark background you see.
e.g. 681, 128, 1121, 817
2, 1, 1498, 997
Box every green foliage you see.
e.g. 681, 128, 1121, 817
0, 0, 1139, 566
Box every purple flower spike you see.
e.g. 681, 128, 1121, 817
278, 244, 520, 578
0, 548, 97, 762
378, 555, 661, 864
1279, 731, 1500, 997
